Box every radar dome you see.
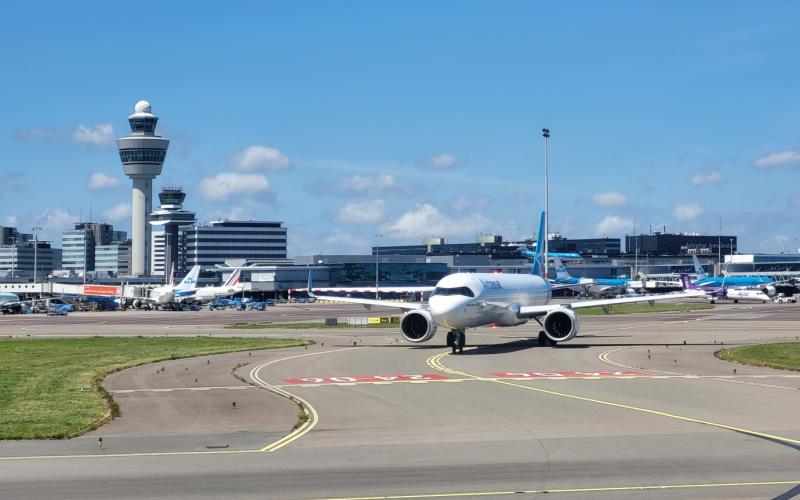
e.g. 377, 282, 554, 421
134, 100, 152, 114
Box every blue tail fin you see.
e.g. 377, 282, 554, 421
691, 255, 708, 279
531, 211, 546, 276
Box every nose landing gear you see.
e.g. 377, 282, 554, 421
446, 329, 466, 354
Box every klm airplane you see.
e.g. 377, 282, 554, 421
551, 257, 640, 298
690, 255, 773, 288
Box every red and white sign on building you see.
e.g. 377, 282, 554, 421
83, 285, 121, 297
490, 371, 647, 379
285, 374, 448, 384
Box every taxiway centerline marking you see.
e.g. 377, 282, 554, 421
310, 479, 800, 500
426, 351, 800, 447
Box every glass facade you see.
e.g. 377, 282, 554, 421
128, 117, 158, 133
118, 148, 167, 164
329, 263, 447, 286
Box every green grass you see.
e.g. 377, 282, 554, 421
0, 337, 310, 439
576, 302, 714, 316
715, 343, 800, 372
226, 321, 399, 329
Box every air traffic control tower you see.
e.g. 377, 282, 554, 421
117, 100, 169, 276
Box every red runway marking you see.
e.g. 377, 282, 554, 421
490, 370, 648, 379
285, 374, 449, 384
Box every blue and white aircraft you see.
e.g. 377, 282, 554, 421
551, 257, 641, 298
689, 255, 774, 289
310, 212, 705, 353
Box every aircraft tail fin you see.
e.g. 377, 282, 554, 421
530, 211, 546, 276
307, 268, 316, 297
553, 256, 572, 280
224, 268, 241, 287
175, 265, 200, 290
678, 273, 700, 291
691, 255, 708, 279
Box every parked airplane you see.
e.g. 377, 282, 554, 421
551, 257, 641, 298
135, 265, 201, 307
310, 212, 705, 353
690, 255, 774, 289
679, 273, 771, 303
0, 292, 24, 314
175, 268, 244, 303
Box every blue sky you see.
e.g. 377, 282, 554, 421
2, 2, 800, 255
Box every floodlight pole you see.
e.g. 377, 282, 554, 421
542, 128, 550, 279
375, 234, 383, 300
32, 226, 42, 283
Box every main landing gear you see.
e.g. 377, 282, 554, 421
537, 331, 558, 347
446, 329, 466, 354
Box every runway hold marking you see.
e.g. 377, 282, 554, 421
426, 351, 800, 448
285, 374, 448, 384
311, 479, 800, 500
490, 370, 648, 379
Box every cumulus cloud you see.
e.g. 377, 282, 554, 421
755, 149, 800, 168
337, 173, 397, 193
102, 203, 131, 222
337, 199, 386, 224
691, 170, 723, 186
591, 191, 627, 207
595, 215, 634, 236
673, 202, 704, 221
383, 203, 488, 240
36, 208, 78, 241
419, 153, 458, 169
88, 172, 121, 189
229, 145, 290, 171
73, 123, 114, 145
199, 172, 270, 201
5, 215, 18, 226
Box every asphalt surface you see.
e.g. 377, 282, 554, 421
1, 303, 799, 499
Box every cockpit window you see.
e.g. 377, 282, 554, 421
431, 286, 474, 298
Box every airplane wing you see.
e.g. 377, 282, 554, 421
307, 292, 425, 311
518, 289, 707, 318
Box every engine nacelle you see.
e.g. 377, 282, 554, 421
400, 310, 437, 343
543, 309, 581, 343
761, 285, 776, 297
133, 299, 144, 309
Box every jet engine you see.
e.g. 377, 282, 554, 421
133, 299, 144, 309
400, 310, 437, 343
543, 308, 581, 343
761, 285, 776, 297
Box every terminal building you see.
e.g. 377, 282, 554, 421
0, 226, 59, 280
625, 232, 737, 256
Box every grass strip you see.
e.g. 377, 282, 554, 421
576, 302, 714, 316
0, 336, 309, 439
715, 342, 800, 372
226, 321, 399, 329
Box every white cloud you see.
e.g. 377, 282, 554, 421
36, 208, 78, 241
102, 203, 131, 222
229, 145, 290, 171
691, 170, 723, 186
420, 153, 458, 169
755, 149, 800, 168
383, 203, 488, 240
73, 123, 114, 145
199, 172, 270, 201
88, 172, 121, 189
591, 191, 627, 207
5, 215, 18, 226
338, 173, 397, 193
673, 202, 704, 221
337, 199, 386, 224
595, 215, 633, 236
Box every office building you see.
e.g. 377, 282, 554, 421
625, 233, 737, 256
118, 100, 169, 276
180, 220, 287, 271
61, 223, 126, 275
96, 240, 132, 276
149, 187, 196, 276
0, 240, 57, 278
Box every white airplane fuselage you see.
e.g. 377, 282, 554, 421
428, 273, 551, 330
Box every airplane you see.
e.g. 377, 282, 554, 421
678, 273, 772, 304
175, 268, 244, 303
688, 255, 776, 299
309, 212, 706, 353
0, 292, 24, 314
551, 256, 642, 298
133, 265, 201, 308
690, 255, 774, 289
